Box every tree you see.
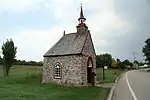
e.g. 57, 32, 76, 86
111, 58, 118, 69
2, 39, 17, 76
142, 38, 150, 64
133, 60, 139, 64
138, 62, 144, 66
122, 59, 132, 66
0, 55, 2, 64
116, 58, 120, 62
122, 59, 132, 69
96, 55, 104, 68
96, 53, 112, 68
116, 58, 124, 70
103, 53, 112, 68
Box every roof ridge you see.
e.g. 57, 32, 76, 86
80, 30, 89, 54
65, 32, 76, 35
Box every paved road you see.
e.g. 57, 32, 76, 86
112, 69, 150, 100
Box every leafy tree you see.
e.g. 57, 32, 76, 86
138, 62, 144, 66
2, 39, 17, 76
111, 58, 118, 69
96, 55, 104, 68
116, 58, 124, 70
122, 59, 132, 66
116, 58, 120, 62
133, 60, 139, 64
122, 59, 133, 69
142, 38, 150, 64
104, 53, 112, 68
0, 55, 2, 64
96, 53, 112, 68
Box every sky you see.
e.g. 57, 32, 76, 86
0, 0, 150, 62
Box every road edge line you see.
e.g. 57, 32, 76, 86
125, 71, 138, 100
107, 72, 124, 100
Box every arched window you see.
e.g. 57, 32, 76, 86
54, 62, 61, 79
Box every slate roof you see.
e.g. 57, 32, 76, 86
44, 31, 88, 57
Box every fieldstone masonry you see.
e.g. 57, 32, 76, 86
43, 55, 87, 86
82, 30, 96, 82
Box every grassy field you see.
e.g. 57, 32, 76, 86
96, 68, 125, 83
0, 65, 110, 100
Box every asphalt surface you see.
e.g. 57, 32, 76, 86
112, 69, 150, 100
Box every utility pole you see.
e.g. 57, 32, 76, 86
133, 52, 136, 62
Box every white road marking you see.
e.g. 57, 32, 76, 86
126, 71, 138, 100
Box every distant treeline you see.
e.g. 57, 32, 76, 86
0, 56, 43, 66
13, 59, 43, 66
96, 53, 145, 69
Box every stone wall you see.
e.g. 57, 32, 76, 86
82, 31, 97, 83
77, 25, 88, 34
42, 55, 87, 86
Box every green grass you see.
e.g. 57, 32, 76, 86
96, 68, 124, 83
0, 65, 110, 100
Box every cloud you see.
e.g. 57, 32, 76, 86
109, 0, 150, 61
1, 0, 149, 62
0, 0, 129, 61
45, 0, 130, 52
10, 26, 64, 61
0, 0, 46, 12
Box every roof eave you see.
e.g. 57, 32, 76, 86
43, 53, 82, 57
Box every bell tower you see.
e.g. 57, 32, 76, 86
76, 5, 88, 33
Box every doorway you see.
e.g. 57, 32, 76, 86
87, 57, 94, 85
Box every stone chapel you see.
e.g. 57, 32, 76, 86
42, 6, 96, 86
